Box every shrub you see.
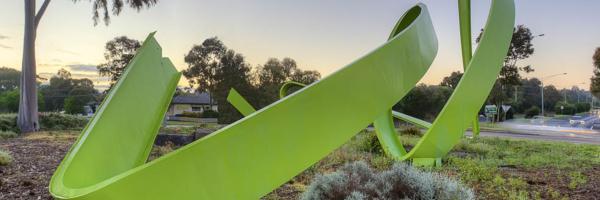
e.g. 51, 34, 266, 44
202, 110, 219, 118
64, 96, 85, 114
574, 102, 591, 113
302, 161, 474, 200
554, 102, 576, 115
179, 111, 202, 118
568, 171, 587, 190
0, 114, 18, 132
356, 131, 383, 154
0, 113, 88, 132
524, 106, 540, 118
0, 89, 44, 112
401, 126, 423, 137
39, 113, 88, 130
0, 150, 12, 166
0, 130, 17, 139
0, 90, 20, 112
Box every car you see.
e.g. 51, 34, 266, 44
590, 120, 600, 130
569, 116, 585, 126
530, 115, 544, 124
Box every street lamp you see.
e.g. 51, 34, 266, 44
541, 73, 567, 118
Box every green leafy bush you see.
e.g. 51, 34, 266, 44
0, 90, 19, 112
0, 150, 12, 166
302, 161, 474, 200
0, 89, 45, 112
524, 106, 540, 118
401, 126, 423, 137
202, 110, 219, 118
0, 130, 17, 139
179, 111, 203, 118
64, 96, 85, 114
554, 102, 576, 115
568, 171, 587, 190
0, 113, 88, 132
356, 131, 383, 154
39, 112, 88, 130
574, 102, 591, 113
0, 114, 18, 132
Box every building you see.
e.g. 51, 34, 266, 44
166, 93, 217, 116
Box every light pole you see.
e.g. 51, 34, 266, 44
541, 73, 567, 119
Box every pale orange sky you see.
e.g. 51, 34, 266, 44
0, 0, 599, 91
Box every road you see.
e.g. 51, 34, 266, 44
466, 129, 600, 145
367, 113, 600, 145
473, 114, 600, 145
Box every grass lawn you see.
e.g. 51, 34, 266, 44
477, 121, 510, 131
160, 121, 222, 135
165, 120, 202, 126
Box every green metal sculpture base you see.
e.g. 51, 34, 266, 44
413, 158, 442, 167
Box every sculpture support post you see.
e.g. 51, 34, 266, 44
458, 0, 480, 137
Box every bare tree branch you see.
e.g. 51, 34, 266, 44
35, 0, 52, 28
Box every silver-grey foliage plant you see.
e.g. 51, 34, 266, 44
301, 161, 474, 200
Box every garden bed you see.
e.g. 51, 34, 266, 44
0, 129, 599, 199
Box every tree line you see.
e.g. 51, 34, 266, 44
97, 36, 321, 123
5, 23, 599, 127
396, 25, 596, 121
0, 67, 98, 114
396, 75, 594, 122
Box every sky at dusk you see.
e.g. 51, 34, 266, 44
1, 0, 599, 91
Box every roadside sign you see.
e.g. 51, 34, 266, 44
501, 105, 511, 112
485, 105, 497, 117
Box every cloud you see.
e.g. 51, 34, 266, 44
56, 48, 80, 56
0, 44, 11, 49
68, 64, 97, 72
71, 73, 108, 81
0, 34, 8, 40
38, 71, 110, 91
94, 85, 110, 92
38, 72, 55, 78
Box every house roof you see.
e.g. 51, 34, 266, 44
172, 93, 213, 105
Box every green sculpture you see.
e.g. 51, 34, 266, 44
50, 1, 514, 199
373, 0, 514, 166
230, 0, 514, 166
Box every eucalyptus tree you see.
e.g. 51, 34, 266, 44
440, 71, 463, 89
183, 37, 254, 123
255, 58, 321, 107
591, 47, 600, 98
0, 67, 21, 93
97, 36, 142, 92
18, 0, 158, 132
477, 25, 536, 86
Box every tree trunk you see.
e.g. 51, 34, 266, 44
17, 0, 39, 133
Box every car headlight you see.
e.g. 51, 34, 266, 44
569, 120, 575, 124
580, 121, 586, 125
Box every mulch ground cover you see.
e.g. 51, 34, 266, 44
0, 134, 75, 200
